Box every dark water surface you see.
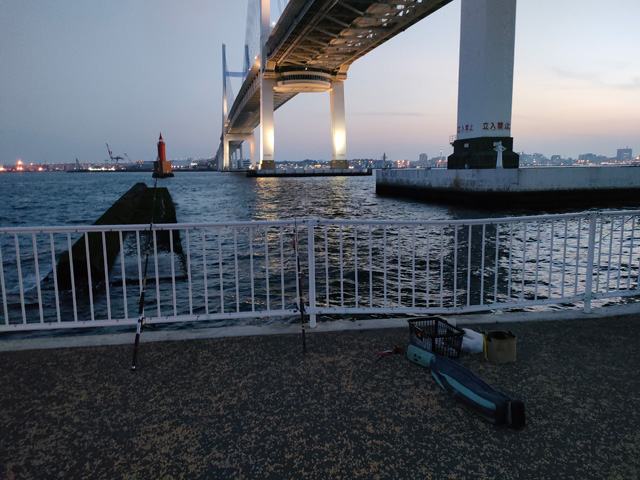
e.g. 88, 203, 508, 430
6, 171, 633, 339
0, 171, 483, 227
0, 171, 478, 335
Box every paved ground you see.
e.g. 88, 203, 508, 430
1, 315, 639, 479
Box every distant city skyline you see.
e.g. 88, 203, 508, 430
1, 0, 638, 164
3, 146, 635, 173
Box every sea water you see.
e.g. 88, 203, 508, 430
1, 170, 616, 337
0, 170, 496, 228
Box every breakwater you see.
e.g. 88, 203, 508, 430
56, 183, 179, 290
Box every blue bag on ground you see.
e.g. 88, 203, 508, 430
407, 345, 526, 428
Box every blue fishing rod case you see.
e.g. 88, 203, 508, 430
407, 345, 526, 429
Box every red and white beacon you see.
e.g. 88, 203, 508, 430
153, 133, 174, 178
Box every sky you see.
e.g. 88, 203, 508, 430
1, 0, 639, 165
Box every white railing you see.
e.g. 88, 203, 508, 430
1, 211, 639, 332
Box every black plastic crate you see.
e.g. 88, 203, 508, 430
408, 317, 464, 358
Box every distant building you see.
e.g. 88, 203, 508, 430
519, 152, 549, 166
578, 153, 607, 164
415, 153, 431, 168
617, 148, 632, 162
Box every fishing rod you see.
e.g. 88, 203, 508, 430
293, 219, 307, 354
131, 176, 159, 370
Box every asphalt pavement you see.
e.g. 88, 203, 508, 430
1, 314, 639, 479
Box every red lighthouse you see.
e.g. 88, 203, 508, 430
153, 133, 174, 178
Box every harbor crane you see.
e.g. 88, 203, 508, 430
106, 143, 124, 163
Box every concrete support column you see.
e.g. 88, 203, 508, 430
448, 0, 519, 169
260, 76, 276, 170
260, 0, 270, 72
258, 0, 276, 170
330, 80, 348, 169
223, 134, 257, 170
249, 132, 257, 169
223, 137, 230, 170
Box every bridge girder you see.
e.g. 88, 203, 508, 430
266, 0, 454, 76
223, 0, 454, 148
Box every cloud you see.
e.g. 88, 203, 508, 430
551, 67, 640, 91
352, 111, 424, 117
609, 77, 640, 91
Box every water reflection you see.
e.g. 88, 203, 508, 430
250, 174, 456, 222
0, 170, 597, 229
5, 171, 636, 332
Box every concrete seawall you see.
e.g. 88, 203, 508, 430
376, 166, 640, 208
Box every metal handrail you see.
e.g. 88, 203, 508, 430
1, 211, 639, 332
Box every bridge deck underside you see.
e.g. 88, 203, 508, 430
227, 66, 297, 135
226, 0, 453, 136
268, 0, 453, 74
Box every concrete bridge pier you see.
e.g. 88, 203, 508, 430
256, 0, 351, 171
448, 0, 519, 169
258, 74, 349, 170
258, 0, 276, 171
248, 131, 257, 169
259, 76, 276, 170
223, 133, 256, 170
330, 80, 349, 169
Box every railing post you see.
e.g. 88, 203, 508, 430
307, 219, 317, 328
583, 212, 598, 313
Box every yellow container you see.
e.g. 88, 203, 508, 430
483, 331, 517, 364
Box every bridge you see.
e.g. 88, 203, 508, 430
216, 0, 519, 171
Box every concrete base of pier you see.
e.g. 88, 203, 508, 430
248, 168, 372, 178
376, 166, 640, 209
448, 136, 519, 169
259, 160, 277, 170
330, 159, 350, 169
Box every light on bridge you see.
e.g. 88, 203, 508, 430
333, 132, 345, 153
266, 128, 275, 152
